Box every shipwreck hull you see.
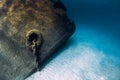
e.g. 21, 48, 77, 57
0, 0, 75, 80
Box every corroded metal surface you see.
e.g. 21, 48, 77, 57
0, 0, 75, 80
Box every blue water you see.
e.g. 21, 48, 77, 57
27, 0, 120, 80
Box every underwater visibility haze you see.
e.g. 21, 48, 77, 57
27, 0, 120, 80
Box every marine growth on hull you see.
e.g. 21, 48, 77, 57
0, 0, 75, 80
